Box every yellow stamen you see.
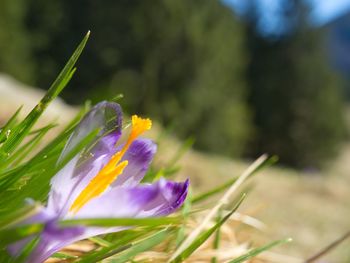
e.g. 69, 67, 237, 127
69, 161, 128, 213
69, 115, 152, 213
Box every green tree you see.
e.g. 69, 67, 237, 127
25, 0, 252, 156
244, 0, 346, 168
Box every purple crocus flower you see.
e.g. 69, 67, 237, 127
10, 101, 189, 263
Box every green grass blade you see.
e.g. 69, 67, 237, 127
0, 32, 89, 157
28, 122, 58, 135
0, 165, 24, 181
192, 177, 238, 204
0, 224, 43, 246
16, 103, 89, 171
6, 123, 56, 166
79, 244, 132, 263
109, 229, 170, 263
0, 106, 22, 144
60, 217, 180, 228
169, 194, 246, 263
228, 238, 292, 263
51, 252, 77, 260
211, 209, 223, 263
89, 237, 112, 247
175, 189, 192, 247
167, 137, 195, 168
111, 93, 124, 102
77, 231, 147, 263
0, 202, 41, 229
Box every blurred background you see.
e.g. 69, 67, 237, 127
2, 0, 350, 168
1, 0, 350, 261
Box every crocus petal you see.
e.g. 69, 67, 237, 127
112, 138, 157, 187
26, 221, 85, 263
47, 102, 123, 216
28, 178, 189, 262
72, 178, 189, 219
47, 155, 105, 216
140, 178, 190, 217
25, 224, 127, 263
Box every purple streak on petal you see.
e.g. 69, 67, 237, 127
112, 139, 157, 187
48, 102, 123, 216
140, 178, 189, 216
72, 178, 189, 219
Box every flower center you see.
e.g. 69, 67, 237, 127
69, 115, 152, 214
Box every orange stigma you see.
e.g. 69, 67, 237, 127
69, 115, 152, 213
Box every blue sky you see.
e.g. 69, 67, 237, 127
223, 0, 350, 33
308, 0, 350, 25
